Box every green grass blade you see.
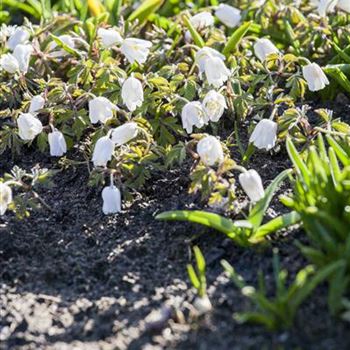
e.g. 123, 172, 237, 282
182, 14, 205, 48
286, 138, 310, 184
156, 210, 237, 236
128, 0, 164, 24
222, 21, 252, 57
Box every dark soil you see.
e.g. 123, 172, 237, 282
1, 103, 350, 350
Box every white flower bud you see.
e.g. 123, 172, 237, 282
195, 47, 225, 74
202, 90, 227, 122
181, 101, 208, 134
317, 0, 336, 16
121, 38, 152, 64
302, 62, 329, 92
249, 119, 278, 151
89, 97, 117, 124
7, 27, 30, 51
97, 28, 123, 48
13, 44, 33, 73
0, 53, 19, 73
102, 185, 121, 214
239, 169, 265, 202
254, 38, 279, 62
29, 95, 45, 113
92, 135, 115, 167
193, 296, 212, 315
197, 135, 224, 167
0, 183, 12, 215
215, 4, 241, 28
204, 56, 230, 88
111, 122, 138, 145
48, 129, 67, 157
121, 76, 144, 112
338, 0, 350, 12
17, 113, 43, 141
190, 12, 214, 29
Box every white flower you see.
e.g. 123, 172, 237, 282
190, 12, 214, 29
197, 135, 224, 167
89, 97, 117, 124
202, 90, 227, 122
97, 28, 123, 48
92, 135, 115, 167
239, 169, 265, 202
48, 129, 67, 157
195, 47, 225, 74
204, 56, 230, 88
249, 119, 278, 151
121, 38, 152, 64
121, 76, 144, 112
181, 101, 208, 134
49, 35, 75, 57
193, 296, 212, 315
215, 4, 241, 28
317, 0, 337, 16
13, 44, 33, 73
0, 53, 19, 73
102, 185, 121, 214
17, 113, 43, 141
254, 38, 279, 62
7, 27, 30, 51
302, 62, 329, 92
0, 183, 12, 216
111, 122, 138, 145
337, 0, 350, 12
29, 95, 45, 113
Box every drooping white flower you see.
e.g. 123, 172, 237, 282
204, 56, 230, 88
302, 62, 329, 91
239, 169, 265, 202
215, 4, 241, 28
102, 185, 121, 214
254, 38, 279, 62
121, 38, 152, 64
317, 0, 337, 16
0, 183, 12, 216
29, 95, 45, 113
111, 122, 138, 145
337, 0, 350, 12
48, 129, 67, 157
17, 113, 43, 141
7, 27, 30, 51
89, 97, 117, 124
0, 53, 19, 73
13, 44, 33, 73
121, 76, 144, 112
0, 24, 16, 42
190, 12, 215, 29
249, 119, 278, 151
92, 135, 115, 167
202, 90, 227, 122
97, 28, 123, 48
49, 35, 75, 57
195, 47, 225, 74
181, 101, 208, 134
197, 135, 224, 167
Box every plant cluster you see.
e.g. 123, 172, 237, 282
1, 0, 350, 335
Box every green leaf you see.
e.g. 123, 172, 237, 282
222, 21, 252, 57
252, 211, 301, 242
193, 246, 205, 275
286, 138, 310, 184
187, 264, 200, 290
324, 67, 350, 94
156, 210, 237, 236
182, 14, 205, 48
128, 0, 164, 24
326, 135, 350, 166
50, 34, 82, 58
248, 169, 292, 229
